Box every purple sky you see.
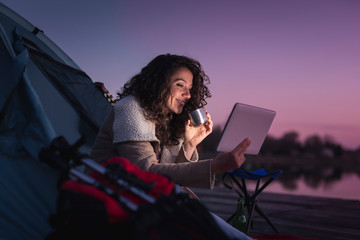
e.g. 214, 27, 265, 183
2, 0, 359, 149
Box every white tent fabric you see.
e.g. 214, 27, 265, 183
0, 3, 113, 239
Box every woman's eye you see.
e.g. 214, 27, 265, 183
176, 83, 184, 87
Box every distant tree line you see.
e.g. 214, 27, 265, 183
260, 131, 344, 158
198, 126, 346, 159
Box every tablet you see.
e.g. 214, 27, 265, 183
216, 103, 276, 155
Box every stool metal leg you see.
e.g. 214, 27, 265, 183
226, 211, 236, 223
226, 173, 280, 234
254, 203, 279, 233
252, 178, 275, 199
244, 179, 261, 234
230, 175, 245, 198
245, 197, 257, 234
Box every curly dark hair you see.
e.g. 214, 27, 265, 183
117, 54, 211, 146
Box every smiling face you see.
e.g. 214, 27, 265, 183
166, 67, 193, 114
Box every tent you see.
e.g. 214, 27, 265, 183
0, 3, 113, 239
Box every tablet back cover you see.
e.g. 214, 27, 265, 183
216, 103, 276, 155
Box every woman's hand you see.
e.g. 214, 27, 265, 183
211, 137, 251, 175
183, 111, 213, 159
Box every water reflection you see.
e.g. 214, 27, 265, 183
234, 154, 360, 200
198, 128, 360, 200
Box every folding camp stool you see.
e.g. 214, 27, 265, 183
224, 168, 283, 234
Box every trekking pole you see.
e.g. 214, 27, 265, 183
69, 167, 139, 211
81, 158, 156, 204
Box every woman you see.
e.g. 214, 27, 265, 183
91, 54, 251, 189
91, 54, 254, 240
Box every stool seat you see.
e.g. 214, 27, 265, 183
224, 168, 283, 234
229, 168, 282, 180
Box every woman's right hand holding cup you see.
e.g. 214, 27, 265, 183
211, 137, 251, 175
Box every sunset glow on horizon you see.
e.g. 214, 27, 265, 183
2, 0, 359, 149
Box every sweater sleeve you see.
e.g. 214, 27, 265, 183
114, 141, 215, 189
177, 144, 199, 163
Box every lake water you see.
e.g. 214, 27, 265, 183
226, 155, 360, 201
245, 173, 360, 200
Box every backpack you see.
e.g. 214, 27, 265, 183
40, 136, 232, 240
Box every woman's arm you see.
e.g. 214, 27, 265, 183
114, 141, 215, 189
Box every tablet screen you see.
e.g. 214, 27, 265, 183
216, 103, 276, 155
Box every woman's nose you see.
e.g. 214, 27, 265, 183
183, 88, 191, 98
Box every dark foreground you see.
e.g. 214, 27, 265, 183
192, 187, 360, 240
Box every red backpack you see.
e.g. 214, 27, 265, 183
40, 137, 232, 240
